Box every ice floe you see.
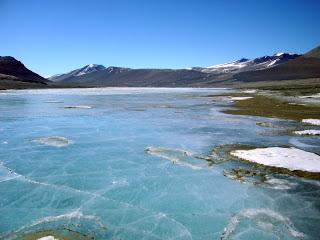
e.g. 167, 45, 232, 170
294, 130, 320, 136
221, 208, 304, 239
15, 210, 105, 233
32, 136, 73, 147
230, 147, 320, 173
241, 90, 257, 94
64, 105, 92, 109
288, 102, 306, 106
230, 96, 253, 101
145, 147, 206, 169
44, 100, 63, 103
37, 236, 58, 240
302, 119, 320, 126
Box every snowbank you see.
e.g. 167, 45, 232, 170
299, 93, 320, 99
302, 119, 320, 126
37, 236, 58, 240
230, 147, 320, 173
294, 130, 320, 136
230, 96, 253, 101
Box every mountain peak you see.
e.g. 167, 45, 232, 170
75, 64, 106, 76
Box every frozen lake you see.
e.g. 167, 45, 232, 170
0, 88, 319, 239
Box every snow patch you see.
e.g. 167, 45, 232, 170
267, 59, 279, 67
230, 96, 253, 101
241, 89, 257, 94
275, 52, 285, 56
145, 146, 205, 170
299, 93, 320, 99
294, 130, 320, 136
64, 105, 92, 109
37, 236, 59, 240
230, 147, 320, 173
302, 119, 320, 126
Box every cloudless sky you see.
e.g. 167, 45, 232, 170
1, 0, 320, 77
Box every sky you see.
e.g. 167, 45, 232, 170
1, 0, 320, 77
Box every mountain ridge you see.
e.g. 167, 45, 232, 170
1, 45, 319, 89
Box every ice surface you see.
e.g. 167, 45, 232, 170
32, 136, 73, 147
0, 88, 319, 240
64, 105, 92, 109
221, 208, 304, 239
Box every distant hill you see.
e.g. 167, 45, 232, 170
52, 52, 301, 87
304, 46, 320, 59
192, 53, 300, 74
232, 46, 320, 83
0, 56, 47, 83
49, 64, 106, 82
1, 45, 319, 89
55, 66, 210, 87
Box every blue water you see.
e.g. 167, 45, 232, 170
0, 88, 319, 240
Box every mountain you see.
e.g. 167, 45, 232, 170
0, 56, 49, 89
304, 46, 320, 59
55, 66, 210, 87
192, 53, 300, 74
2, 46, 317, 89
52, 52, 300, 87
232, 46, 320, 83
0, 56, 46, 83
49, 64, 106, 82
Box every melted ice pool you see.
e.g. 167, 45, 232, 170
0, 88, 319, 239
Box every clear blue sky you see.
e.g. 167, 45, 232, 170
1, 0, 319, 77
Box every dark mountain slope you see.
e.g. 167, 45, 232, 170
232, 46, 320, 83
304, 45, 320, 59
59, 67, 211, 87
0, 56, 47, 83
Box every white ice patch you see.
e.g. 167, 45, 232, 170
241, 90, 257, 94
288, 103, 306, 106
64, 105, 92, 109
302, 119, 320, 126
44, 100, 63, 103
230, 97, 253, 101
145, 147, 205, 170
221, 208, 304, 240
15, 211, 105, 234
294, 130, 320, 136
230, 147, 320, 173
267, 59, 279, 67
32, 136, 73, 147
299, 93, 320, 99
37, 236, 59, 240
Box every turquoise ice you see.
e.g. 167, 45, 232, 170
0, 88, 319, 239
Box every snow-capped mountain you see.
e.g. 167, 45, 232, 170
193, 53, 300, 74
48, 64, 106, 81
75, 64, 106, 76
